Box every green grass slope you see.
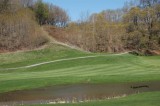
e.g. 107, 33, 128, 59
0, 43, 160, 93
0, 44, 90, 68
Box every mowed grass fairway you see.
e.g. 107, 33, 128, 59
0, 43, 160, 105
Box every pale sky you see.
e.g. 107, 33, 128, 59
44, 0, 129, 21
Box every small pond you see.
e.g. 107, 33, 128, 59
0, 81, 160, 105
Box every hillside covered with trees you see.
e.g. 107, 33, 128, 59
0, 0, 69, 52
0, 0, 160, 55
0, 0, 47, 52
47, 0, 160, 54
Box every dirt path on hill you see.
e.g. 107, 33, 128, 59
42, 27, 90, 53
0, 52, 128, 71
0, 27, 129, 70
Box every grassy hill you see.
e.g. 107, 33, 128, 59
0, 43, 160, 93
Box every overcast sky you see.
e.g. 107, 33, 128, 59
44, 0, 128, 21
